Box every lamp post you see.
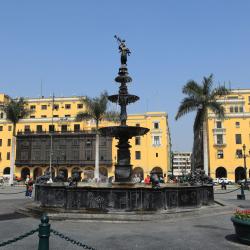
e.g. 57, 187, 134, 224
243, 144, 248, 190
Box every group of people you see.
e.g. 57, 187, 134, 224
25, 175, 34, 198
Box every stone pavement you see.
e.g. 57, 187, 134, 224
0, 186, 249, 250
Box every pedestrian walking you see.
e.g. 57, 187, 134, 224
27, 178, 34, 198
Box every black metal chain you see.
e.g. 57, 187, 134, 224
50, 229, 96, 250
214, 187, 241, 194
0, 228, 38, 247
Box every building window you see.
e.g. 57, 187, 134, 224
74, 124, 80, 132
61, 125, 67, 132
248, 96, 250, 103
53, 104, 59, 110
0, 112, 3, 119
229, 106, 234, 113
135, 136, 141, 145
153, 136, 161, 146
41, 115, 47, 118
65, 104, 71, 109
85, 150, 92, 161
100, 151, 106, 161
235, 134, 242, 144
239, 106, 243, 113
53, 115, 59, 118
77, 104, 83, 109
30, 115, 35, 118
7, 139, 11, 147
216, 134, 223, 145
0, 139, 2, 146
217, 150, 224, 159
234, 106, 239, 113
49, 125, 55, 132
0, 126, 3, 131
153, 122, 159, 129
0, 152, 1, 160
24, 125, 30, 132
65, 115, 71, 118
86, 139, 92, 146
156, 153, 158, 158
235, 122, 240, 128
41, 105, 47, 110
8, 126, 12, 131
236, 149, 243, 158
36, 125, 43, 132
136, 123, 140, 127
135, 151, 141, 160
30, 105, 36, 110
216, 121, 222, 128
7, 152, 10, 160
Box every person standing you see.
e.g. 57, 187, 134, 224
27, 178, 34, 198
25, 175, 30, 197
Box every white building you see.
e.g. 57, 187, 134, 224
173, 152, 192, 176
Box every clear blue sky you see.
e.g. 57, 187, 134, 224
0, 1, 250, 151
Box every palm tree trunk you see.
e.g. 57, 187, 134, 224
94, 122, 100, 181
203, 120, 209, 175
9, 124, 16, 185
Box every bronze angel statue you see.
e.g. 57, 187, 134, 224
114, 35, 131, 65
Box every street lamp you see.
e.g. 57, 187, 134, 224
242, 144, 248, 190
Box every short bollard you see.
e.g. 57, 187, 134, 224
237, 184, 246, 200
38, 214, 50, 250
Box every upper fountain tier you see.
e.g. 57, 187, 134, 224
108, 94, 139, 105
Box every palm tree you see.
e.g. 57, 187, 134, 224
76, 91, 119, 181
1, 98, 31, 185
175, 74, 229, 175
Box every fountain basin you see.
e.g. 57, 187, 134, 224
99, 126, 149, 138
35, 184, 214, 211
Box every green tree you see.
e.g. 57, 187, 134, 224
76, 91, 119, 181
175, 74, 228, 174
1, 98, 31, 185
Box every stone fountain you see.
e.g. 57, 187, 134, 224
99, 35, 149, 183
33, 37, 214, 215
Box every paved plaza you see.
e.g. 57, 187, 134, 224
0, 185, 249, 250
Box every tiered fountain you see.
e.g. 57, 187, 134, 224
99, 36, 149, 183
34, 37, 214, 215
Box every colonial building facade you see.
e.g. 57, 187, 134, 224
0, 93, 170, 181
193, 89, 250, 182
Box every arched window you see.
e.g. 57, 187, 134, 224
21, 167, 30, 180
215, 167, 227, 178
82, 167, 94, 181
3, 167, 10, 175
151, 167, 163, 177
33, 167, 43, 180
58, 168, 68, 181
235, 166, 245, 183
132, 167, 144, 180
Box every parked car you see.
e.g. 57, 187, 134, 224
237, 179, 250, 185
213, 178, 220, 185
218, 178, 233, 185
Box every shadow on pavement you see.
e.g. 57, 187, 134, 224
0, 212, 28, 221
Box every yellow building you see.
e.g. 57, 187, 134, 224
0, 93, 169, 181
207, 89, 250, 182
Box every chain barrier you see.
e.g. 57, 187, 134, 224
214, 187, 241, 194
0, 228, 38, 247
50, 229, 96, 250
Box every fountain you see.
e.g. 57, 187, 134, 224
33, 37, 214, 215
99, 35, 149, 183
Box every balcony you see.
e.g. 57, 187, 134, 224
213, 142, 226, 147
212, 128, 226, 134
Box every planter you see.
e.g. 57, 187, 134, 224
231, 216, 250, 245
